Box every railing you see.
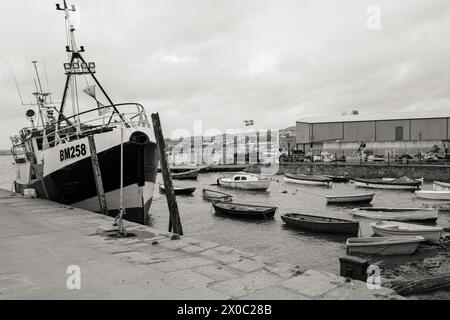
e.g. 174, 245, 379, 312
44, 103, 150, 147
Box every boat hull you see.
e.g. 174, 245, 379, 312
218, 179, 271, 191
159, 186, 196, 195
415, 190, 450, 200
283, 176, 332, 186
14, 132, 159, 225
281, 214, 359, 236
326, 193, 374, 204
212, 203, 277, 219
346, 236, 423, 255
171, 169, 199, 180
371, 222, 442, 242
433, 181, 450, 191
354, 180, 418, 190
352, 208, 438, 223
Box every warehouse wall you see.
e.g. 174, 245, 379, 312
411, 118, 448, 140
375, 120, 410, 141
311, 122, 342, 142
343, 121, 376, 142
296, 122, 310, 143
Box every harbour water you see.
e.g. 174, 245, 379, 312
1, 155, 449, 280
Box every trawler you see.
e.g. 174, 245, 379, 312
9, 1, 158, 224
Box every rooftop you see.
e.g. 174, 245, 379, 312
297, 110, 450, 124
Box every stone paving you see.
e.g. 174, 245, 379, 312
0, 189, 403, 300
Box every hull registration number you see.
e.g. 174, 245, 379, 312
60, 143, 87, 161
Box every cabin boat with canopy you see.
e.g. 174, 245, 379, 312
10, 1, 158, 224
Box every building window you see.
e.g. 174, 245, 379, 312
395, 127, 403, 141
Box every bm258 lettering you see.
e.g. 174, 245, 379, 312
60, 143, 87, 161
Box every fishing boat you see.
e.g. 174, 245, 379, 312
217, 173, 272, 191
323, 175, 350, 183
346, 236, 424, 255
352, 207, 438, 222
159, 185, 196, 195
280, 213, 359, 236
415, 190, 450, 201
9, 2, 158, 224
283, 173, 332, 186
433, 181, 450, 191
212, 202, 277, 219
202, 189, 233, 203
326, 193, 374, 204
171, 169, 199, 180
371, 221, 443, 242
353, 176, 421, 190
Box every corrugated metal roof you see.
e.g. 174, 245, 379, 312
297, 110, 450, 123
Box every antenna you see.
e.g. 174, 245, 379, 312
8, 59, 25, 105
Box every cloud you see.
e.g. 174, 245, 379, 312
0, 0, 449, 148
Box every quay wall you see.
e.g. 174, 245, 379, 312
278, 162, 450, 181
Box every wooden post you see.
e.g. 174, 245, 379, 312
87, 135, 108, 215
151, 113, 183, 235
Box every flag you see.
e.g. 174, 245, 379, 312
83, 85, 110, 116
82, 85, 96, 99
244, 120, 254, 127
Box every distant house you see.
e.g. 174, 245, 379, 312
296, 110, 450, 156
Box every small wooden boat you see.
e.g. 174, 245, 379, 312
383, 177, 424, 185
284, 173, 332, 186
171, 169, 199, 180
202, 189, 233, 203
353, 176, 421, 190
159, 185, 196, 195
346, 236, 424, 255
212, 202, 277, 219
280, 213, 359, 236
433, 181, 450, 191
217, 173, 272, 191
415, 190, 450, 201
323, 175, 350, 183
371, 221, 443, 242
326, 193, 374, 204
352, 207, 438, 222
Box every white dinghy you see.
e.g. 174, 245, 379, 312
371, 221, 443, 242
352, 207, 438, 223
346, 236, 424, 255
433, 181, 450, 191
217, 173, 272, 191
415, 190, 450, 201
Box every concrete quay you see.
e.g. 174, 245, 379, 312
0, 188, 402, 300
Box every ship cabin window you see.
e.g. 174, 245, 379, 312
234, 176, 241, 181
241, 176, 247, 181
36, 138, 43, 150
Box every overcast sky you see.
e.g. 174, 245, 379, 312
0, 0, 449, 148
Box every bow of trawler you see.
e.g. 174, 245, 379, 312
9, 1, 159, 224
12, 104, 159, 224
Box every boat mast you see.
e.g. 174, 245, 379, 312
55, 1, 126, 131
31, 61, 49, 148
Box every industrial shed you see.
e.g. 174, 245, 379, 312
296, 111, 450, 156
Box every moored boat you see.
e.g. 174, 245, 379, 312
371, 221, 443, 242
326, 193, 374, 204
10, 2, 158, 224
346, 236, 424, 255
352, 207, 438, 222
202, 189, 233, 203
323, 175, 350, 183
353, 176, 421, 190
280, 213, 359, 236
217, 173, 272, 191
171, 169, 199, 180
283, 173, 332, 186
212, 202, 277, 219
159, 185, 196, 195
415, 190, 450, 201
433, 181, 450, 191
